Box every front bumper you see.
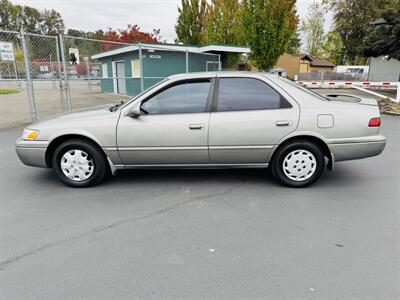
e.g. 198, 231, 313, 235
15, 138, 49, 168
328, 135, 386, 162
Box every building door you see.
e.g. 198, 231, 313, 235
115, 61, 126, 94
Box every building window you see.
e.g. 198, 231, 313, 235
102, 63, 108, 78
131, 59, 140, 78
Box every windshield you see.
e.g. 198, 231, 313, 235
115, 78, 169, 111
279, 77, 328, 101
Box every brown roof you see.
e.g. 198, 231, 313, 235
301, 54, 336, 67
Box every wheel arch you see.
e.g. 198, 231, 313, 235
269, 134, 333, 171
45, 134, 108, 169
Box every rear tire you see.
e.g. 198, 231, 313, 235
271, 140, 325, 187
52, 139, 107, 187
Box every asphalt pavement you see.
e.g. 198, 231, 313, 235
0, 116, 399, 299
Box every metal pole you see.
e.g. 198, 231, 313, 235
55, 36, 66, 112
58, 34, 71, 111
50, 53, 56, 89
396, 84, 400, 103
13, 59, 21, 88
186, 50, 189, 73
86, 59, 92, 92
138, 43, 144, 92
20, 32, 37, 122
218, 54, 221, 71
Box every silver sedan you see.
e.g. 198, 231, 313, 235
16, 72, 386, 187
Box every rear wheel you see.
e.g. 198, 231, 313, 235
271, 140, 325, 187
52, 139, 107, 187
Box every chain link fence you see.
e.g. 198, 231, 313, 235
0, 30, 221, 129
0, 30, 30, 128
60, 35, 134, 112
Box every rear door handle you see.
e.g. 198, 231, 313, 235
276, 120, 291, 127
189, 124, 205, 130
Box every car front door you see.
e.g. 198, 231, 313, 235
117, 78, 213, 165
209, 76, 299, 164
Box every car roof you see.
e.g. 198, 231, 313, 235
167, 71, 279, 80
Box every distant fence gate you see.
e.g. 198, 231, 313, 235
0, 30, 221, 128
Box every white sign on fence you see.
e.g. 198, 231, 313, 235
0, 42, 15, 61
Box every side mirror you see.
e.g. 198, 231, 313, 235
126, 101, 141, 117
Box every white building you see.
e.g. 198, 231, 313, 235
367, 56, 400, 82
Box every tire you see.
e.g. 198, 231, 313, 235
270, 140, 325, 188
52, 139, 108, 187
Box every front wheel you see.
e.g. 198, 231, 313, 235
52, 139, 108, 187
270, 141, 325, 188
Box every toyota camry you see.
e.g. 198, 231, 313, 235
16, 72, 386, 187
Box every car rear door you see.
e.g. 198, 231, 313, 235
208, 76, 300, 164
117, 78, 214, 165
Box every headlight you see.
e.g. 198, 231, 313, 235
22, 129, 40, 141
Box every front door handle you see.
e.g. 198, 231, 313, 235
189, 124, 205, 130
276, 120, 291, 127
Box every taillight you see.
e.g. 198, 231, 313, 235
368, 117, 381, 127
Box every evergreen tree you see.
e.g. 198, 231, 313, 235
324, 0, 398, 64
175, 0, 208, 44
286, 27, 301, 54
242, 0, 297, 70
300, 1, 325, 57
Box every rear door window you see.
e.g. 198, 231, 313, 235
216, 78, 291, 112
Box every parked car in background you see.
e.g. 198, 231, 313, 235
16, 72, 386, 188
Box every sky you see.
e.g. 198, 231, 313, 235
11, 0, 333, 44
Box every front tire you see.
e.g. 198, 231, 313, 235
271, 140, 325, 187
52, 139, 108, 187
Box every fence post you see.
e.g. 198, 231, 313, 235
55, 36, 67, 112
138, 43, 144, 92
20, 31, 37, 123
218, 54, 221, 71
49, 54, 56, 89
13, 60, 21, 88
186, 50, 189, 73
396, 84, 400, 103
85, 59, 92, 92
58, 34, 71, 111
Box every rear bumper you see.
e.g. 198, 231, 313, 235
328, 135, 386, 162
15, 138, 48, 168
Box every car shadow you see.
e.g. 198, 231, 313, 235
33, 163, 364, 189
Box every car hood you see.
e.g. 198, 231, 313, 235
29, 105, 114, 127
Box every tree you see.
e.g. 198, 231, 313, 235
324, 0, 397, 64
0, 0, 11, 29
322, 31, 344, 65
39, 9, 64, 35
205, 0, 244, 44
96, 25, 161, 51
286, 27, 301, 54
361, 12, 400, 60
204, 0, 244, 67
118, 25, 161, 43
20, 5, 42, 34
0, 0, 64, 35
242, 0, 297, 70
300, 1, 325, 57
175, 0, 208, 44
